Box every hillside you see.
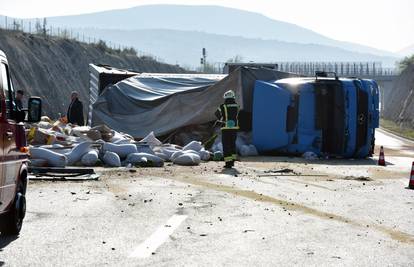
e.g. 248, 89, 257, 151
74, 28, 398, 67
2, 5, 396, 58
383, 64, 414, 128
0, 29, 185, 119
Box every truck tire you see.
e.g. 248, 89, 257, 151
0, 181, 26, 235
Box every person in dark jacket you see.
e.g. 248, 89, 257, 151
215, 90, 240, 168
14, 90, 26, 122
15, 90, 24, 110
67, 91, 84, 126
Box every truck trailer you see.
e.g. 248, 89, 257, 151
252, 72, 380, 158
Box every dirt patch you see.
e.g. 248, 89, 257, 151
162, 173, 414, 244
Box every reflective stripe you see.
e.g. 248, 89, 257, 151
226, 104, 239, 108
224, 156, 233, 162
223, 105, 228, 123
221, 126, 240, 130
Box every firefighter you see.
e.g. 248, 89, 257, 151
215, 90, 239, 168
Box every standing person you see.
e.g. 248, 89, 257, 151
14, 90, 26, 122
215, 90, 240, 168
67, 91, 84, 126
15, 90, 24, 110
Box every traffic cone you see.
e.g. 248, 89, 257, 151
409, 162, 414, 190
378, 146, 386, 166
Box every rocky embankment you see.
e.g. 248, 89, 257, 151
0, 29, 185, 118
383, 64, 414, 128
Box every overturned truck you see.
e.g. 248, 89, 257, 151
253, 72, 380, 158
87, 65, 379, 158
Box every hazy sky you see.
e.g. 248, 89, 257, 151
0, 0, 413, 52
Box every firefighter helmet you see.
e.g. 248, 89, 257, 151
223, 90, 235, 99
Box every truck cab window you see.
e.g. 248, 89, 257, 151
0, 62, 16, 119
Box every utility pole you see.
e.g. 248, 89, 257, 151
200, 48, 207, 73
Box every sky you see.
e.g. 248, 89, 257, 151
0, 0, 413, 52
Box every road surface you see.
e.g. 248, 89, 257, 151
1, 128, 413, 266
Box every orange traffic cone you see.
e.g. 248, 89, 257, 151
409, 162, 414, 190
378, 146, 386, 166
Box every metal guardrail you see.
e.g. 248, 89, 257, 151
276, 62, 398, 77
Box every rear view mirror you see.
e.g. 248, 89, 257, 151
27, 97, 42, 123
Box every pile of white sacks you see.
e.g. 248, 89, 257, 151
211, 131, 259, 157
29, 131, 212, 168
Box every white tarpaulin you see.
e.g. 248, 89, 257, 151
91, 66, 298, 138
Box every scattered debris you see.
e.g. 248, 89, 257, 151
343, 176, 373, 181
264, 168, 294, 174
28, 167, 99, 181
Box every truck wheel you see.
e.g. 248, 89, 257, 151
0, 182, 26, 235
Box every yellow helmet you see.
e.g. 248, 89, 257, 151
223, 90, 235, 99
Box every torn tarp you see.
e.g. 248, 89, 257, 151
90, 66, 299, 138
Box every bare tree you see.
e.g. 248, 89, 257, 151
35, 19, 42, 34
42, 18, 47, 36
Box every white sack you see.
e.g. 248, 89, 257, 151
103, 142, 138, 158
30, 147, 67, 167
212, 142, 223, 153
136, 144, 155, 155
173, 153, 201, 166
141, 131, 162, 148
155, 152, 169, 161
160, 146, 181, 160
199, 149, 211, 161
111, 131, 127, 143
113, 139, 132, 145
171, 150, 198, 161
183, 141, 203, 152
103, 151, 121, 167
239, 144, 259, 156
81, 150, 99, 166
37, 121, 52, 129
125, 153, 164, 167
66, 141, 92, 165
71, 126, 91, 137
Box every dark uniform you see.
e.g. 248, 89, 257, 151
67, 98, 85, 126
215, 98, 239, 168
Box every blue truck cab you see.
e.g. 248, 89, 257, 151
252, 72, 380, 158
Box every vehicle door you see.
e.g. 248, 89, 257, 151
0, 61, 5, 212
0, 61, 18, 211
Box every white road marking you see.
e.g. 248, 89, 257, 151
129, 214, 188, 258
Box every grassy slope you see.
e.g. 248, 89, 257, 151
380, 119, 414, 140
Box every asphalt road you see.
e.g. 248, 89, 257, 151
1, 129, 413, 266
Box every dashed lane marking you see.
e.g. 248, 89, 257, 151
129, 214, 188, 258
